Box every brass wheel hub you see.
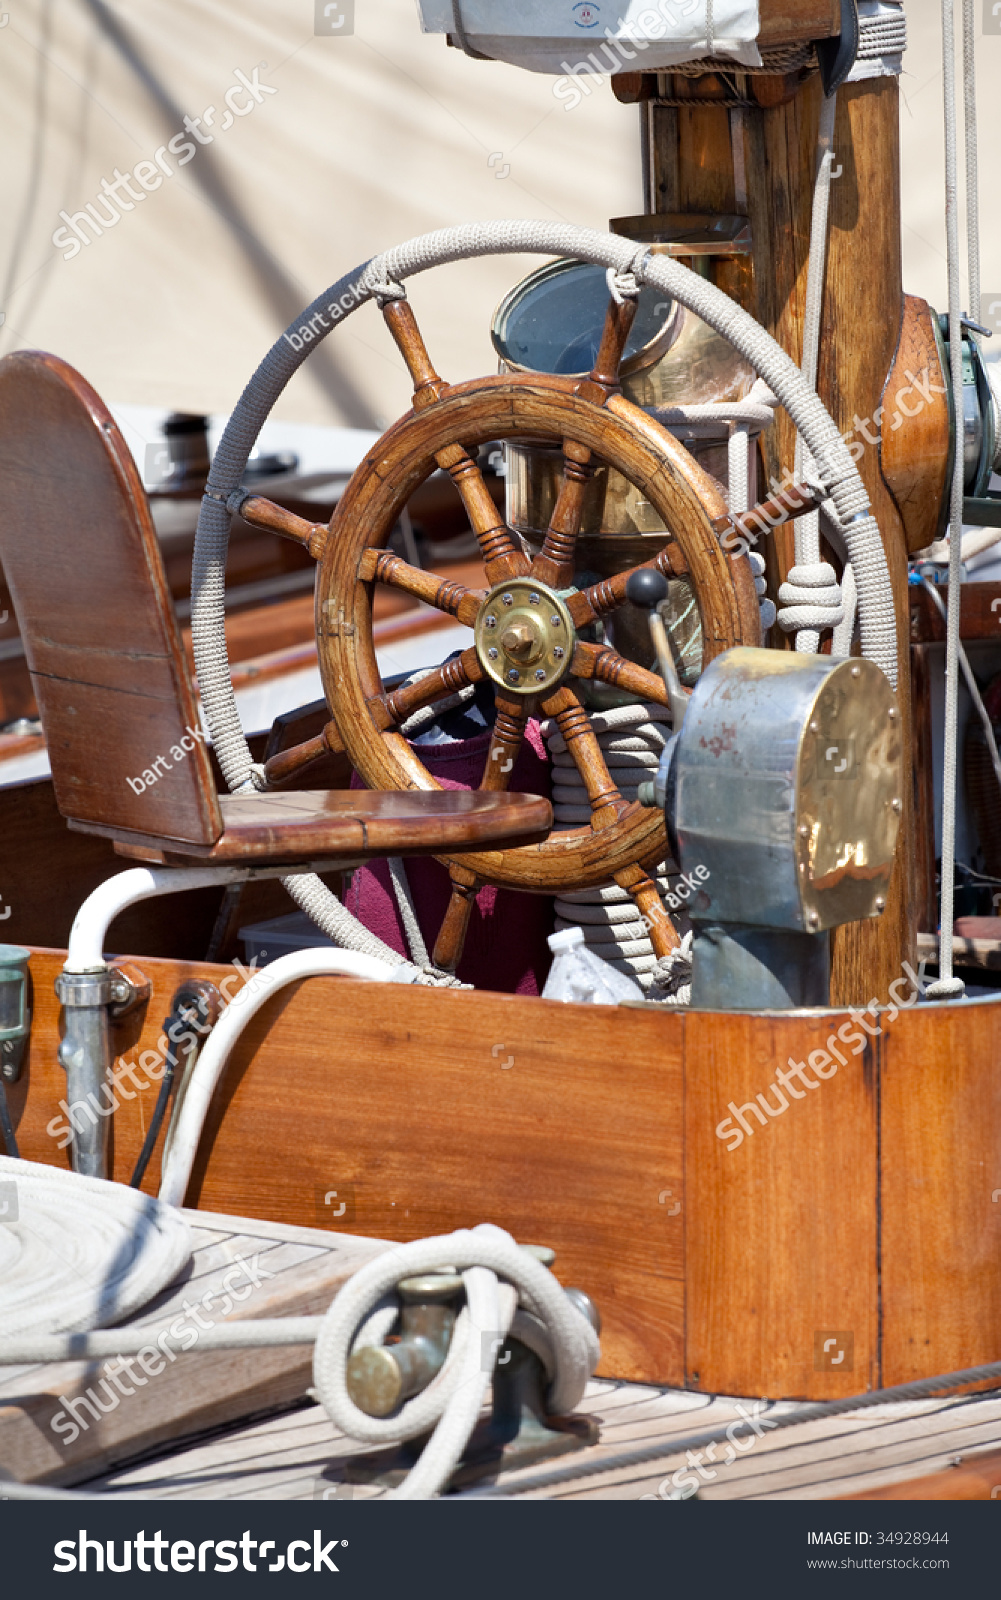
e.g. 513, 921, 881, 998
473, 577, 575, 696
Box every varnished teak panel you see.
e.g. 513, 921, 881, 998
15, 948, 1001, 1398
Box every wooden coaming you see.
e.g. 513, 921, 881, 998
12, 949, 1001, 1400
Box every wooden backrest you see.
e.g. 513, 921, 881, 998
0, 352, 224, 845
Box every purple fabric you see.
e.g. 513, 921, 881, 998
348, 721, 554, 994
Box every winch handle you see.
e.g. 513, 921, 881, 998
625, 568, 688, 730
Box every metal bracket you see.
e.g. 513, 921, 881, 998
55, 963, 151, 1015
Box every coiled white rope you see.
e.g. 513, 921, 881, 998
311, 1223, 600, 1499
0, 1157, 191, 1339
542, 704, 677, 990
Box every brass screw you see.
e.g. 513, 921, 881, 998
808, 910, 820, 927
809, 720, 820, 734
851, 665, 861, 678
891, 797, 902, 812
888, 707, 898, 721
874, 896, 886, 913
798, 823, 809, 837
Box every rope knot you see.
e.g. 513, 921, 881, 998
777, 562, 844, 634
363, 257, 407, 307
606, 267, 640, 305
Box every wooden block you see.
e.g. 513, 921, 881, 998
879, 1001, 1001, 1386
684, 1011, 879, 1400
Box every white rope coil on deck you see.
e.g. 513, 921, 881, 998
312, 1223, 600, 1500
0, 1157, 191, 1339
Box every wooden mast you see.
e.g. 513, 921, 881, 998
631, 66, 917, 1003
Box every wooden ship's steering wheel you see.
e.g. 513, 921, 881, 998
195, 224, 895, 978
256, 287, 760, 970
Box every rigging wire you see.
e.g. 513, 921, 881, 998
928, 0, 972, 999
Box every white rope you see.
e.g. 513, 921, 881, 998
312, 1223, 600, 1499
785, 90, 841, 653
830, 561, 858, 657
0, 1194, 599, 1502
542, 704, 677, 989
0, 1157, 191, 1339
929, 0, 968, 1000
647, 928, 693, 1007
386, 857, 431, 969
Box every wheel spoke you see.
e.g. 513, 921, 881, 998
530, 439, 594, 589
580, 293, 640, 400
540, 684, 624, 827
382, 298, 527, 584
614, 864, 681, 956
567, 543, 688, 629
480, 695, 528, 793
263, 717, 344, 785
383, 647, 483, 727
358, 548, 484, 625
531, 294, 640, 590
570, 642, 670, 708
432, 862, 479, 973
237, 495, 329, 558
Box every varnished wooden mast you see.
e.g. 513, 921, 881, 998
642, 70, 917, 1003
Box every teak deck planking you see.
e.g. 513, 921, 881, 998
76, 1378, 1001, 1502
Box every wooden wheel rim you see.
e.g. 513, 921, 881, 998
316, 372, 761, 891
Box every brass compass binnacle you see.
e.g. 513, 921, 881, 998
474, 578, 574, 696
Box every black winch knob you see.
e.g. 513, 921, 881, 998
625, 568, 669, 611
